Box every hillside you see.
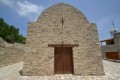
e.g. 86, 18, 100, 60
0, 37, 25, 67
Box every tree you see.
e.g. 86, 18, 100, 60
16, 35, 26, 44
0, 18, 25, 44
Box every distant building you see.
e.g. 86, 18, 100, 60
100, 32, 120, 60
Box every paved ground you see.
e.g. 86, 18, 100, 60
0, 62, 23, 80
0, 60, 120, 80
103, 60, 120, 80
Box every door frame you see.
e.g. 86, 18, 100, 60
48, 44, 79, 74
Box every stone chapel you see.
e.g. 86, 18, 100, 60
23, 3, 104, 76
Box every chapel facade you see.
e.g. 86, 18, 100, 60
23, 3, 104, 76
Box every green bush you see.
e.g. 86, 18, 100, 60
0, 18, 25, 44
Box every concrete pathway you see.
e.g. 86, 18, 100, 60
0, 62, 23, 80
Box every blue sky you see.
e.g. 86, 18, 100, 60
0, 0, 120, 41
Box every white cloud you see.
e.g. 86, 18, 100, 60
0, 0, 14, 7
0, 0, 44, 21
17, 1, 44, 16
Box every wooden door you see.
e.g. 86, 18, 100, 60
54, 47, 73, 74
106, 52, 119, 59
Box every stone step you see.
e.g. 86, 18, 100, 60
21, 75, 109, 80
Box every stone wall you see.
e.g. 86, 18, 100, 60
101, 45, 120, 59
0, 38, 25, 67
114, 32, 120, 45
23, 3, 104, 76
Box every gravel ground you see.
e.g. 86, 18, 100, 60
0, 60, 120, 80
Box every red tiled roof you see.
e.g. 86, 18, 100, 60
100, 38, 114, 42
